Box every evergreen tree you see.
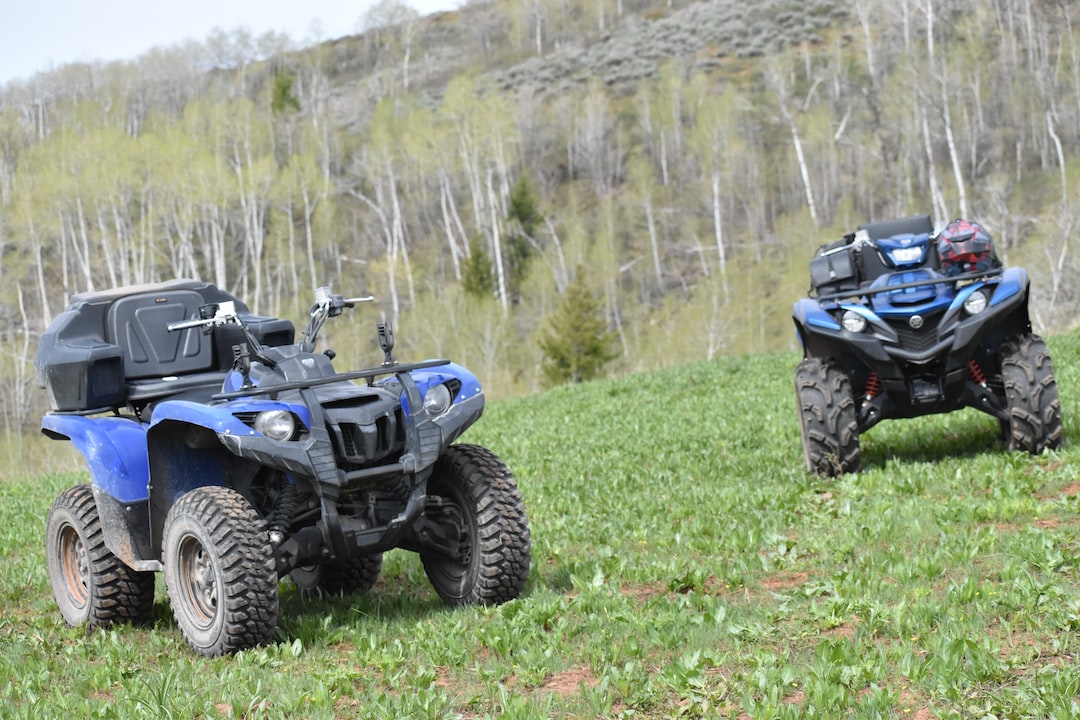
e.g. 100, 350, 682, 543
270, 71, 301, 115
538, 272, 618, 387
505, 175, 542, 304
462, 237, 495, 299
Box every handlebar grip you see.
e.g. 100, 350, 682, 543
167, 318, 211, 332
343, 296, 375, 305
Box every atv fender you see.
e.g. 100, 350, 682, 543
145, 399, 312, 541
42, 415, 150, 503
949, 268, 1030, 352
408, 362, 483, 404
41, 414, 159, 569
793, 298, 893, 364
989, 267, 1028, 309
390, 362, 486, 451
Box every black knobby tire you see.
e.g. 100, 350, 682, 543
421, 444, 531, 605
45, 484, 155, 629
795, 358, 861, 477
162, 486, 279, 657
289, 553, 383, 596
1000, 333, 1064, 454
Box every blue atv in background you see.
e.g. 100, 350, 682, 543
35, 280, 530, 656
792, 215, 1063, 476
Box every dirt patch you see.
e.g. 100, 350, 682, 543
760, 571, 810, 592
620, 581, 669, 603
822, 621, 856, 639
783, 688, 805, 705
1035, 478, 1078, 499
895, 685, 932, 718
541, 666, 598, 694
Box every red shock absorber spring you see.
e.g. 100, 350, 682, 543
864, 372, 881, 400
968, 359, 987, 387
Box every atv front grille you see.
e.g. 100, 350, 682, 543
887, 318, 940, 354
331, 410, 404, 466
340, 416, 394, 456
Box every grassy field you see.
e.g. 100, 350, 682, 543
2, 331, 1079, 719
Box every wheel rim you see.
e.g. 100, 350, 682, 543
57, 521, 90, 610
431, 500, 476, 591
176, 533, 218, 629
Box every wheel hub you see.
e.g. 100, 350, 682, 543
60, 525, 90, 605
180, 537, 218, 622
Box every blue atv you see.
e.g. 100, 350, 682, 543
793, 215, 1063, 476
35, 280, 530, 656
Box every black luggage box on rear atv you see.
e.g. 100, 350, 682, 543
809, 244, 859, 296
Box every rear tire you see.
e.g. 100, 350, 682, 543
421, 445, 531, 605
1000, 334, 1063, 454
45, 484, 155, 629
795, 358, 861, 476
289, 554, 383, 596
162, 486, 278, 657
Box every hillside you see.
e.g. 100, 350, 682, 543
1, 0, 1080, 437
2, 330, 1077, 716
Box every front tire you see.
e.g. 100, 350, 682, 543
45, 484, 155, 629
421, 445, 531, 605
162, 486, 278, 657
795, 358, 861, 476
1000, 334, 1063, 454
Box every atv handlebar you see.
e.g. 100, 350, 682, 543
167, 300, 241, 332
314, 286, 374, 310
165, 288, 377, 359
302, 288, 375, 353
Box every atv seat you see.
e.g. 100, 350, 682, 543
104, 286, 227, 408
857, 215, 933, 240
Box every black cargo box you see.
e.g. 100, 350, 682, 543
809, 244, 859, 296
37, 339, 125, 412
36, 279, 294, 413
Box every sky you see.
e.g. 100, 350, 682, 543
0, 0, 460, 85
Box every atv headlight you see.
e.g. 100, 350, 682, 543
423, 383, 453, 417
963, 289, 988, 316
841, 310, 867, 333
254, 410, 297, 441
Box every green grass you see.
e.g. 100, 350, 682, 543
3, 332, 1080, 718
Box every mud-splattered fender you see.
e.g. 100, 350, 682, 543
41, 414, 150, 503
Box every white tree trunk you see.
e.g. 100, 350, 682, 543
438, 174, 463, 280
644, 196, 662, 288
711, 172, 729, 298
941, 81, 968, 218
487, 169, 508, 313
920, 106, 948, 221
1047, 112, 1067, 206
788, 115, 819, 227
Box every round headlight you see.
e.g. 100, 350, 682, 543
254, 410, 296, 441
841, 310, 867, 333
423, 383, 453, 417
963, 289, 988, 315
